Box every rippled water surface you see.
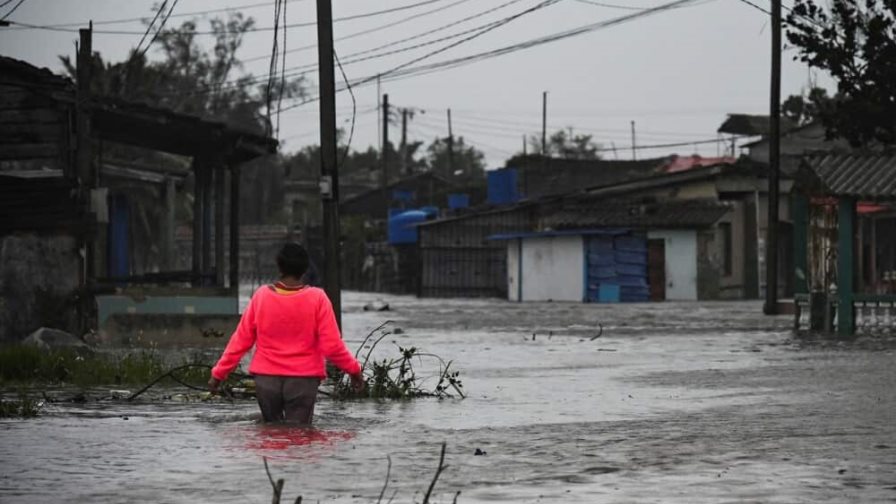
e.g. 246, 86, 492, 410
2, 293, 895, 503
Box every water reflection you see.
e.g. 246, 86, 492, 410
226, 423, 356, 461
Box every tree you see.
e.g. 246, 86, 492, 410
782, 87, 833, 126
527, 128, 602, 160
786, 0, 896, 145
60, 10, 308, 226
426, 136, 486, 183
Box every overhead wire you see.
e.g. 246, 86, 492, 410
136, 0, 180, 60
5, 0, 451, 35
0, 0, 26, 20
4, 0, 309, 29
241, 0, 525, 64
280, 0, 566, 113
134, 1, 168, 56
334, 48, 357, 172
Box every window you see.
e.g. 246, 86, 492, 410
720, 222, 733, 276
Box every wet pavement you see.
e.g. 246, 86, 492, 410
2, 292, 895, 503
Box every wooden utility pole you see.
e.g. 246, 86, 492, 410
630, 120, 637, 160
382, 93, 390, 216
76, 23, 94, 335
447, 108, 455, 177
522, 134, 527, 156
316, 0, 342, 326
541, 91, 547, 156
400, 108, 408, 176
764, 0, 782, 315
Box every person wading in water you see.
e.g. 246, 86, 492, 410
208, 243, 364, 424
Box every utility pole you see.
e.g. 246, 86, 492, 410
523, 134, 527, 156
400, 108, 408, 176
76, 23, 94, 335
630, 120, 637, 160
764, 0, 782, 315
316, 0, 342, 326
382, 93, 390, 218
541, 91, 547, 157
447, 108, 455, 177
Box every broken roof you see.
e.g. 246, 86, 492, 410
718, 114, 796, 136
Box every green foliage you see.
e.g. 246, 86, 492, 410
786, 0, 896, 145
427, 136, 487, 183
0, 392, 41, 418
0, 345, 210, 388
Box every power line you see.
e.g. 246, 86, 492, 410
174, 0, 559, 101
136, 0, 180, 60
280, 0, 565, 113
574, 0, 651, 10
0, 0, 26, 21
134, 1, 168, 55
5, 0, 309, 29
5, 0, 450, 35
334, 48, 357, 172
276, 0, 704, 113
731, 0, 770, 15
242, 0, 525, 64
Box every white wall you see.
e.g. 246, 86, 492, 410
515, 235, 584, 302
647, 230, 698, 301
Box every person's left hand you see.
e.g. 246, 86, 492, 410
208, 376, 221, 393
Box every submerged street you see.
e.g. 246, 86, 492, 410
2, 292, 895, 503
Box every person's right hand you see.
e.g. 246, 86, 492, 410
349, 372, 366, 394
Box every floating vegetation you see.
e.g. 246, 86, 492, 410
0, 391, 42, 418
328, 321, 465, 400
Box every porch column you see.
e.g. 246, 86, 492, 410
215, 165, 226, 288
229, 164, 241, 294
837, 196, 856, 336
202, 160, 213, 286
163, 176, 176, 271
191, 158, 203, 287
792, 193, 809, 295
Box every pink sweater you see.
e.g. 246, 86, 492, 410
211, 286, 361, 381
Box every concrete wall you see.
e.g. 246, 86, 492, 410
513, 236, 584, 302
647, 230, 698, 301
0, 233, 80, 341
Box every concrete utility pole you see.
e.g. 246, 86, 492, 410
316, 0, 342, 326
764, 0, 782, 315
382, 93, 390, 217
447, 108, 455, 177
630, 120, 637, 160
541, 91, 547, 156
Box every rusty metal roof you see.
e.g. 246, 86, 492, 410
541, 199, 731, 230
801, 154, 896, 200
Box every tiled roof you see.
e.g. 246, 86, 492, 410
801, 153, 896, 200
542, 199, 731, 230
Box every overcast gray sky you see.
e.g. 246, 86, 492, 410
0, 0, 830, 167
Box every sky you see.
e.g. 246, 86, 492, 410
0, 0, 832, 168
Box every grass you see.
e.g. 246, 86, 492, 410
0, 344, 211, 388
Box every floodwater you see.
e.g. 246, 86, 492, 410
2, 292, 896, 503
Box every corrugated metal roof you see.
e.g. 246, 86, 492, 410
804, 154, 896, 200
542, 199, 731, 230
488, 228, 629, 241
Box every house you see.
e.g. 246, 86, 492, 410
417, 157, 797, 302
791, 153, 896, 336
340, 171, 460, 218
0, 53, 276, 343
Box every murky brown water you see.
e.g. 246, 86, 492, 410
2, 293, 895, 503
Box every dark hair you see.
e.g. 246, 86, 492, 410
276, 242, 310, 278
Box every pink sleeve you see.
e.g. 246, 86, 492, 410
211, 295, 258, 381
316, 291, 362, 375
